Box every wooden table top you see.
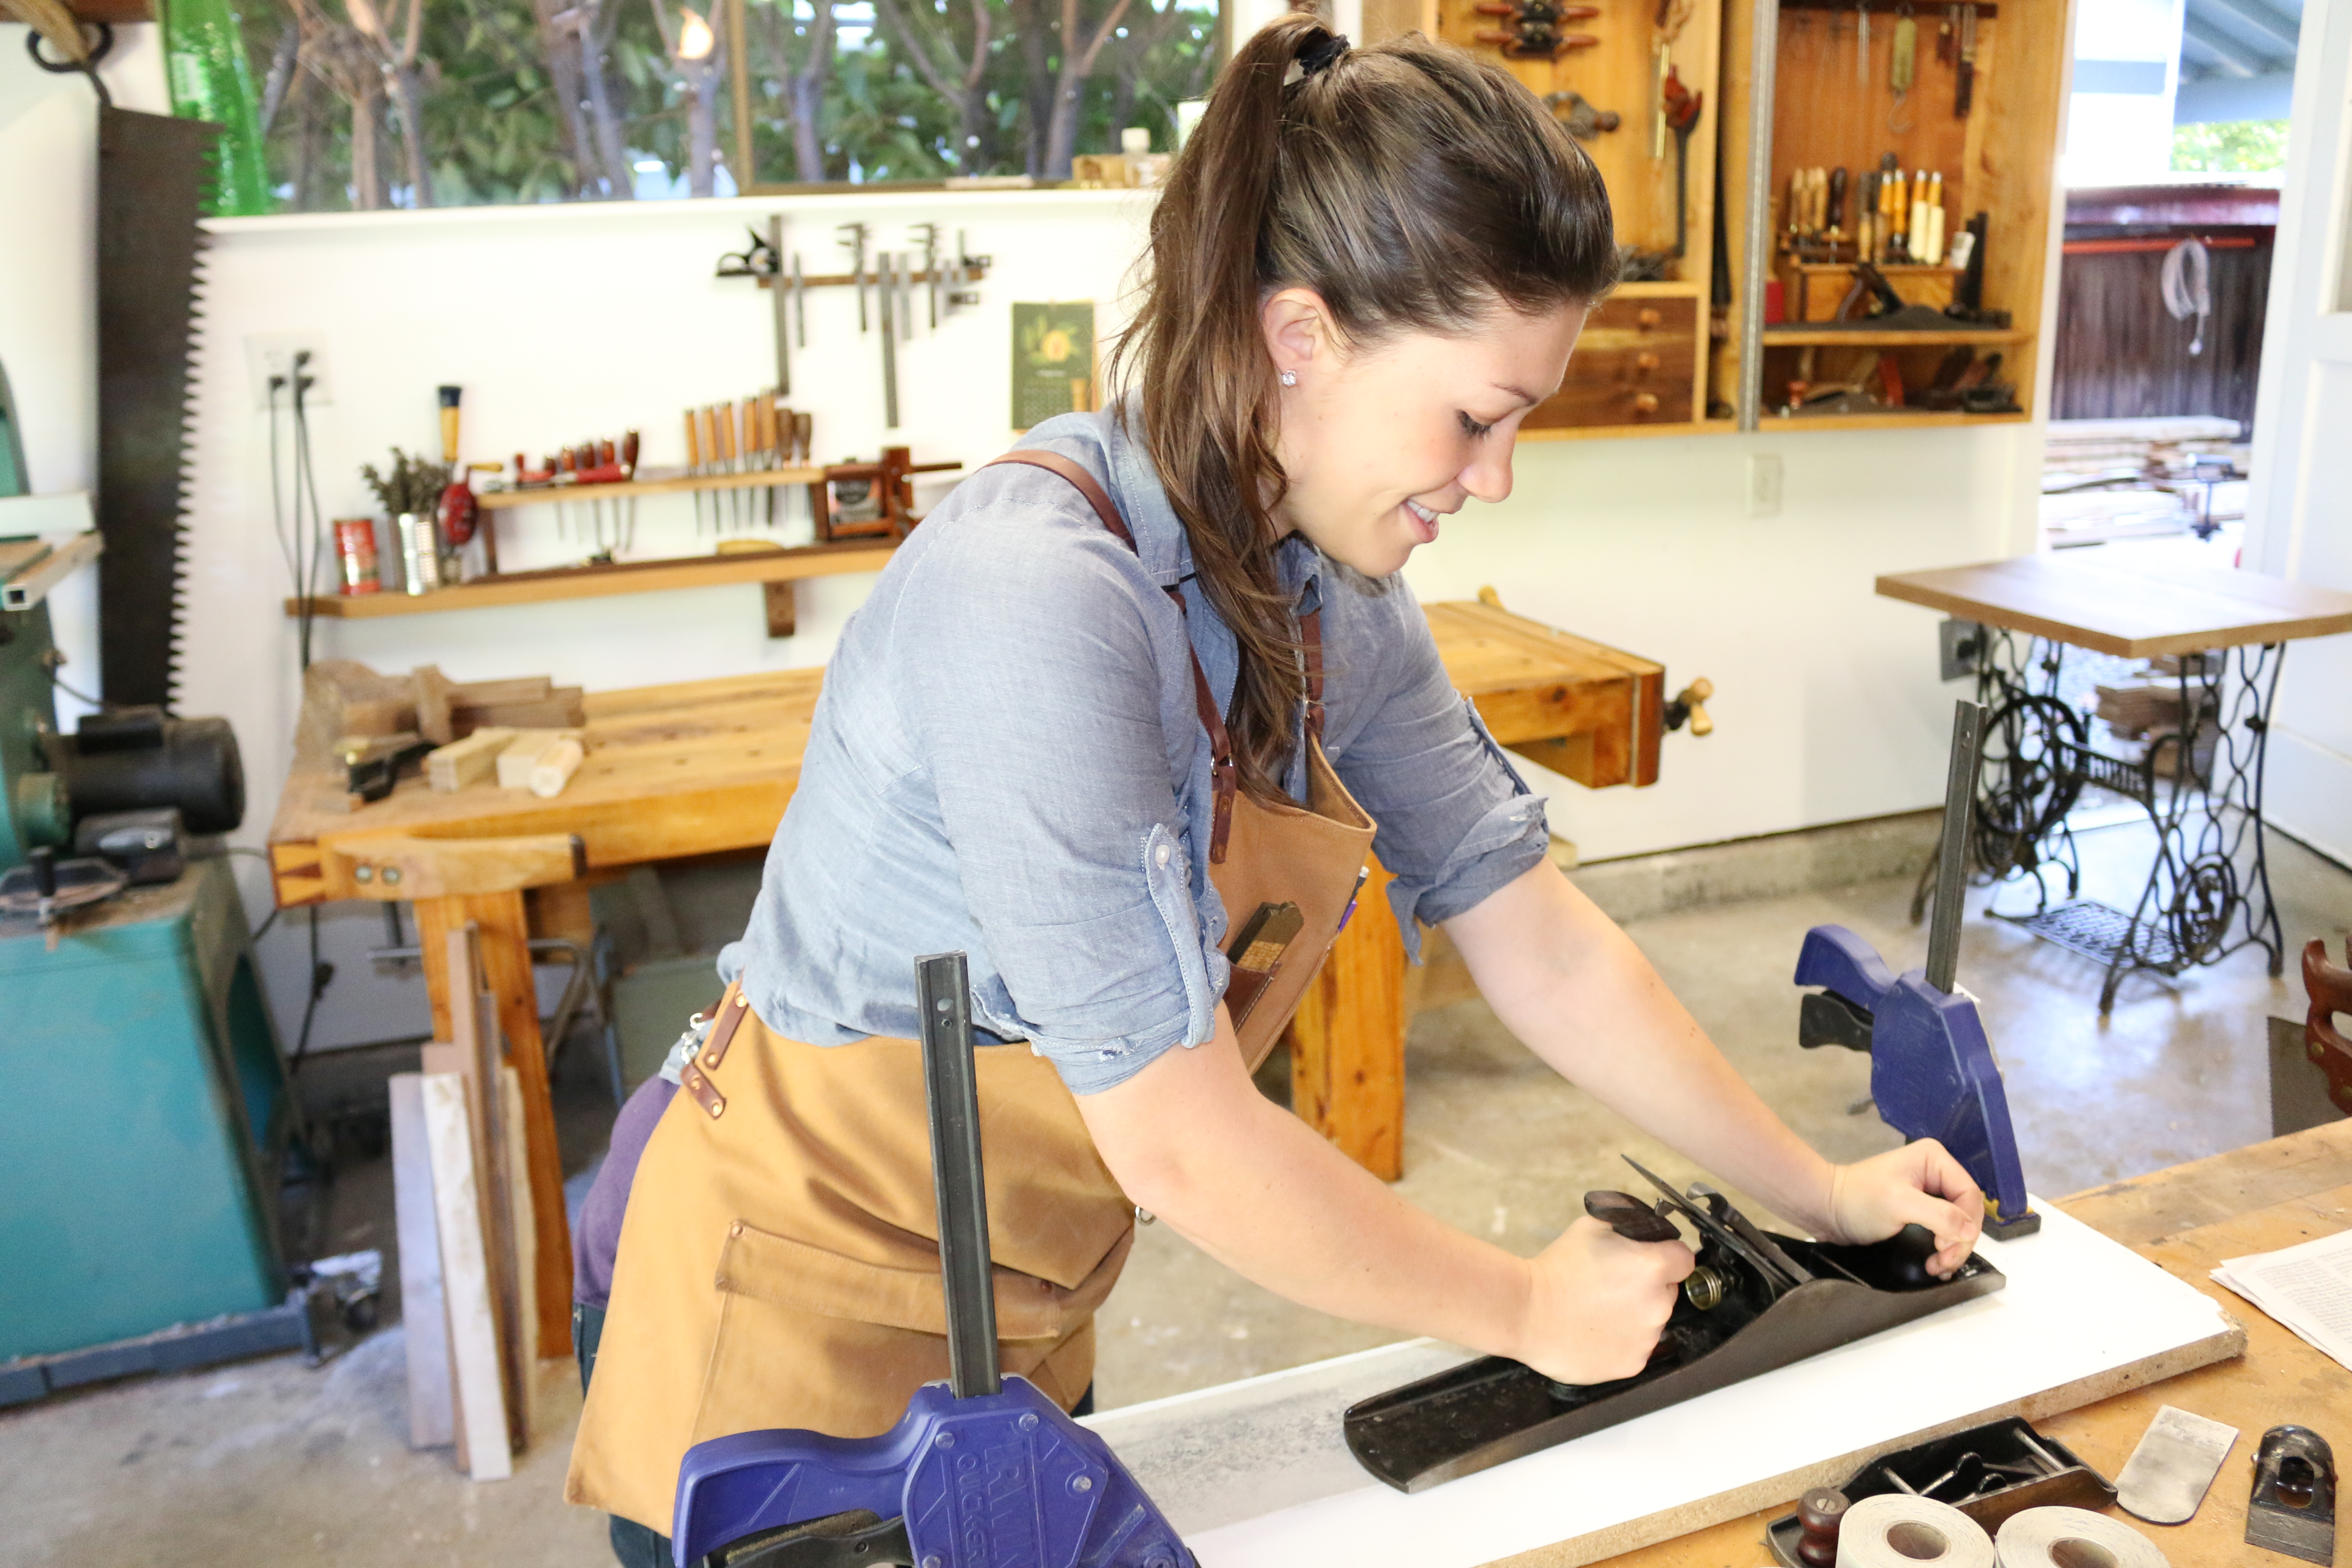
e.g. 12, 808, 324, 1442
267, 597, 1667, 904
1594, 1120, 2352, 1567
1876, 555, 2352, 658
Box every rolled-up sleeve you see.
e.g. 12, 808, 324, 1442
1332, 587, 1551, 959
891, 511, 1217, 1094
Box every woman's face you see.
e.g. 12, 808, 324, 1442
1262, 291, 1587, 578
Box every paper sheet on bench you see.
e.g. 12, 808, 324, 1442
1083, 1201, 2233, 1568
2215, 1225, 2352, 1371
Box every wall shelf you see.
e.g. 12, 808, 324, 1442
475, 467, 829, 510
1759, 326, 2032, 347
285, 541, 894, 620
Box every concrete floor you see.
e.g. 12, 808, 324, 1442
5, 822, 2345, 1565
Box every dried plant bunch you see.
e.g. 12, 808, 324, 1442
361, 447, 454, 517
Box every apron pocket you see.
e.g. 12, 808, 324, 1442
713, 1220, 1133, 1342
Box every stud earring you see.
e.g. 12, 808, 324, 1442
1280, 370, 1298, 387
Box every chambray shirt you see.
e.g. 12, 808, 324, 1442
720, 406, 1550, 1094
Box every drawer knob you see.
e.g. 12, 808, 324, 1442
1636, 307, 1663, 329
1635, 351, 1660, 373
1632, 392, 1661, 414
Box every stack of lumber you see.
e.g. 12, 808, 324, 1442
2043, 416, 2244, 477
2094, 665, 2220, 781
388, 925, 542, 1479
2042, 418, 2248, 544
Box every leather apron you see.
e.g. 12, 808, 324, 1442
566, 450, 1377, 1534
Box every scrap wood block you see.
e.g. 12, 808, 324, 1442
426, 728, 516, 793
466, 693, 586, 732
414, 666, 583, 744
303, 659, 419, 743
496, 729, 585, 790
528, 738, 585, 799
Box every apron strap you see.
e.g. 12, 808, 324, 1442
986, 449, 1236, 863
1301, 602, 1326, 743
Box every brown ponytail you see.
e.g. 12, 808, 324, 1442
1110, 11, 1617, 804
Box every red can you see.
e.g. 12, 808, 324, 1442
334, 518, 381, 595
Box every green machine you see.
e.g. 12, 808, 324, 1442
0, 361, 312, 1403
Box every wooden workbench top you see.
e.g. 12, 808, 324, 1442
267, 596, 1675, 905
1595, 1120, 2352, 1566
1877, 554, 2352, 658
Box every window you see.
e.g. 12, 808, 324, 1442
241, 0, 1219, 210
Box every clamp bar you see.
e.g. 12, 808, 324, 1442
916, 950, 1000, 1399
1926, 699, 1986, 994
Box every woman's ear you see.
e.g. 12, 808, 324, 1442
1261, 287, 1336, 382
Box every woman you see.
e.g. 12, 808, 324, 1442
568, 14, 1983, 1560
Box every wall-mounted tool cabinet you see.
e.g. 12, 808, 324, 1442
1720, 0, 2070, 429
1364, 0, 2069, 438
1368, 0, 1725, 438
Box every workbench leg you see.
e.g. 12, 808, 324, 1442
1289, 860, 1406, 1181
419, 892, 575, 1357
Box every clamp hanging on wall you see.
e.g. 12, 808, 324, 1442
715, 220, 991, 429
1473, 0, 1601, 58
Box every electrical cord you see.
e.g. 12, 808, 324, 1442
289, 904, 334, 1074
2161, 239, 2212, 358
288, 354, 332, 672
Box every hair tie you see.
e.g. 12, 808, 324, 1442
1298, 31, 1351, 75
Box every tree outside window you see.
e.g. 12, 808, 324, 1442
241, 0, 1218, 210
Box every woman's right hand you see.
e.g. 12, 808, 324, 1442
1512, 1216, 1695, 1385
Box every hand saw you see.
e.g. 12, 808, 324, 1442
670, 952, 1194, 1568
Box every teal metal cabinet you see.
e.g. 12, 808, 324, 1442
0, 857, 293, 1360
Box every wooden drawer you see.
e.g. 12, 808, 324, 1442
1524, 296, 1698, 430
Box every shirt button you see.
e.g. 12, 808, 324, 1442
1154, 843, 1172, 867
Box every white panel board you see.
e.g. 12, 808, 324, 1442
389, 1072, 455, 1449
1086, 1201, 2239, 1568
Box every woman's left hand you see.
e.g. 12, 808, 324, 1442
1821, 1141, 1985, 1277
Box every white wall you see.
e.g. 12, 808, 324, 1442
2242, 0, 2352, 866
3, 74, 2043, 1043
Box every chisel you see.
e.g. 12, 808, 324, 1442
838, 222, 870, 333
879, 250, 901, 429
767, 214, 791, 396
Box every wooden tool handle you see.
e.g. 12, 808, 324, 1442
1585, 1190, 1682, 1244
1672, 677, 1714, 736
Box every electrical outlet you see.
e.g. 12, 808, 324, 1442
247, 333, 334, 413
1747, 452, 1783, 518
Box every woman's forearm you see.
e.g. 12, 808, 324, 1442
1074, 1012, 1540, 1360
1446, 860, 1838, 1231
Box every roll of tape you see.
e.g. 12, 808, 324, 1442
1836, 1494, 1996, 1568
1995, 1507, 2169, 1568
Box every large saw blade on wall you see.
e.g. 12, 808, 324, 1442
98, 106, 217, 712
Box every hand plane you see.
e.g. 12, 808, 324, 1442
1796, 699, 2038, 1240
1343, 1158, 2004, 1492
670, 954, 1194, 1568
